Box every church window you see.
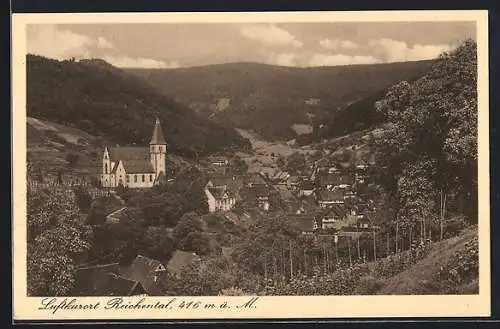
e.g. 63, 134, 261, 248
126, 175, 129, 183
150, 174, 153, 182
104, 163, 108, 174
134, 175, 138, 183
142, 174, 145, 182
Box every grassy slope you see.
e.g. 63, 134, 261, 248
27, 116, 200, 178
27, 116, 103, 176
128, 61, 434, 141
378, 228, 479, 295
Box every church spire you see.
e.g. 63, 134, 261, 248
150, 117, 166, 145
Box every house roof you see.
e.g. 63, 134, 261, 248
319, 204, 348, 219
73, 263, 123, 295
271, 169, 289, 181
208, 186, 234, 200
209, 175, 244, 192
356, 202, 375, 213
150, 117, 166, 145
300, 179, 315, 190
248, 184, 271, 197
167, 250, 200, 276
317, 189, 345, 202
209, 156, 228, 163
287, 214, 317, 232
317, 173, 352, 186
244, 173, 267, 186
123, 160, 155, 174
121, 255, 166, 294
103, 273, 146, 296
108, 147, 150, 162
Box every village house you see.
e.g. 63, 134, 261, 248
328, 165, 340, 174
286, 175, 301, 191
246, 184, 272, 211
316, 189, 345, 208
295, 194, 317, 214
356, 215, 371, 229
100, 117, 167, 188
354, 163, 369, 184
205, 184, 236, 213
286, 214, 319, 235
209, 175, 245, 195
317, 204, 350, 230
298, 179, 315, 197
120, 255, 167, 296
269, 169, 290, 185
72, 263, 147, 296
244, 172, 268, 188
316, 172, 353, 191
204, 176, 243, 213
209, 156, 229, 167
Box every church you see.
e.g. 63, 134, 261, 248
100, 118, 167, 188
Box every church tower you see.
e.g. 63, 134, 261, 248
150, 117, 167, 180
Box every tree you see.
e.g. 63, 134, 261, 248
231, 155, 248, 175
86, 202, 107, 226
141, 226, 175, 261
74, 187, 92, 212
27, 187, 92, 296
173, 212, 203, 247
276, 155, 286, 168
65, 153, 79, 167
285, 152, 306, 175
166, 256, 236, 296
371, 39, 478, 228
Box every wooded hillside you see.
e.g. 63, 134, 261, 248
27, 55, 251, 158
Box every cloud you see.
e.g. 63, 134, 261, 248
368, 38, 451, 62
27, 24, 95, 60
319, 38, 359, 50
102, 55, 180, 69
27, 25, 180, 69
266, 52, 298, 67
240, 24, 303, 48
97, 36, 115, 49
308, 53, 379, 67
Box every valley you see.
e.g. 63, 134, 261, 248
128, 60, 434, 141
26, 39, 480, 298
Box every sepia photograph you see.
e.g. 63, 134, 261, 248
12, 11, 490, 320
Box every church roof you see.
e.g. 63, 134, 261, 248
108, 147, 149, 161
123, 160, 155, 174
150, 118, 166, 145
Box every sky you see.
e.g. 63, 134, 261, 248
26, 22, 476, 68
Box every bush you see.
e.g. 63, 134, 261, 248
74, 188, 92, 212
65, 153, 79, 167
219, 287, 249, 296
354, 275, 384, 295
434, 235, 478, 293
261, 264, 371, 295
87, 207, 107, 225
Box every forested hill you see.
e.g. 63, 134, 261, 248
127, 60, 434, 141
26, 55, 251, 157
